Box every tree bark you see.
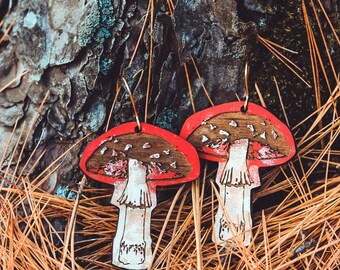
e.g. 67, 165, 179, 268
0, 0, 252, 189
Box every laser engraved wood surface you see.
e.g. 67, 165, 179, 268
181, 101, 296, 247
80, 122, 200, 269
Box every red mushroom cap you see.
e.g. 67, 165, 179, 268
180, 101, 296, 168
80, 122, 200, 188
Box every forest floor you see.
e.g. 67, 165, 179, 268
0, 0, 339, 269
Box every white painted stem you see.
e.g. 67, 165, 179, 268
119, 207, 147, 265
213, 139, 254, 246
111, 158, 156, 269
243, 184, 252, 246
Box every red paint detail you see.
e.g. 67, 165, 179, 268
80, 122, 200, 186
103, 160, 128, 178
251, 141, 263, 153
180, 101, 296, 168
249, 141, 285, 160
198, 142, 229, 157
147, 163, 182, 180
248, 166, 261, 187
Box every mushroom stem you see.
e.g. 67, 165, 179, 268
213, 138, 253, 246
111, 158, 155, 269
243, 166, 261, 246
243, 184, 252, 246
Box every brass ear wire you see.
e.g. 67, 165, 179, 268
105, 80, 121, 132
243, 62, 250, 112
121, 76, 142, 132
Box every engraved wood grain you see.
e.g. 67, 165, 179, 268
180, 102, 296, 248
86, 133, 192, 179
187, 112, 291, 158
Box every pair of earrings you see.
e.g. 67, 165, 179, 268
80, 101, 296, 269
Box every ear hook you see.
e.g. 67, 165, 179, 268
243, 62, 250, 112
121, 76, 142, 132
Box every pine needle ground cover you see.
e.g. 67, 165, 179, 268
0, 1, 339, 269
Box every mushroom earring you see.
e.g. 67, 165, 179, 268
80, 122, 200, 269
180, 101, 295, 246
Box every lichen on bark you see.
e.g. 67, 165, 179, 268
0, 0, 251, 189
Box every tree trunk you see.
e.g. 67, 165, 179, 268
0, 0, 251, 189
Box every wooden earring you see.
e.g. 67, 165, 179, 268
80, 122, 200, 269
180, 101, 296, 246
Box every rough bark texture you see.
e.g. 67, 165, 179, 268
0, 0, 338, 269
0, 0, 254, 190
2, 0, 337, 192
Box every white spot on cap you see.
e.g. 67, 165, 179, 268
211, 143, 220, 149
113, 138, 119, 143
112, 149, 118, 157
210, 124, 217, 130
247, 124, 255, 132
260, 132, 266, 139
100, 147, 107, 155
202, 135, 209, 143
253, 132, 259, 137
170, 161, 177, 169
125, 144, 132, 151
261, 121, 266, 126
99, 140, 107, 146
201, 120, 208, 125
219, 130, 230, 136
150, 153, 160, 159
143, 142, 151, 149
163, 149, 170, 155
229, 120, 238, 127
100, 136, 114, 145
272, 130, 278, 140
